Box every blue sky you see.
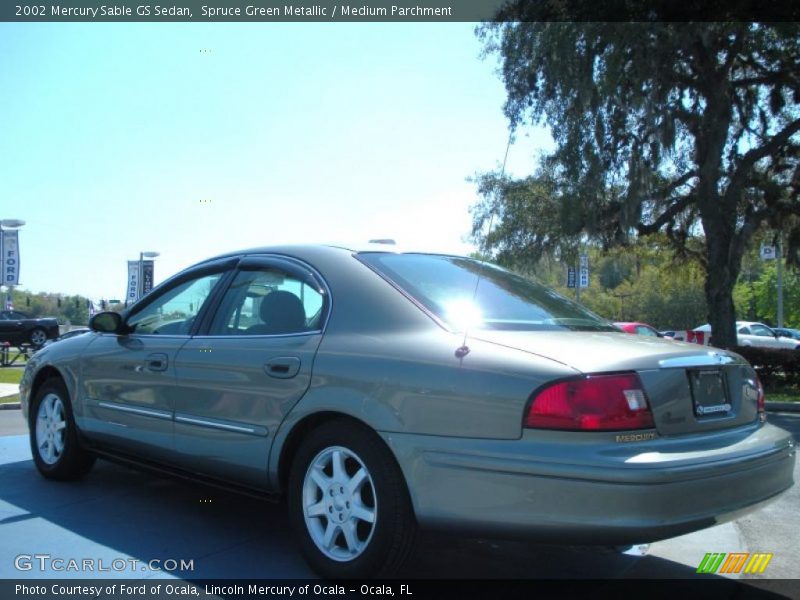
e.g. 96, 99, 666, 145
0, 23, 551, 300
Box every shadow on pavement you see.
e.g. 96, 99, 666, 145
0, 448, 794, 600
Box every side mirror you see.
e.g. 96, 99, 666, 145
89, 311, 124, 334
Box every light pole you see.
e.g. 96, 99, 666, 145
777, 236, 784, 328
138, 251, 160, 300
0, 219, 26, 310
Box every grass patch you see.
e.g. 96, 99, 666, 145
0, 368, 23, 385
764, 381, 800, 403
0, 394, 19, 404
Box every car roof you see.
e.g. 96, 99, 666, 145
201, 243, 464, 262
695, 321, 775, 331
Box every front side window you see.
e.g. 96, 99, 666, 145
126, 272, 223, 335
358, 253, 615, 332
750, 324, 774, 337
635, 325, 658, 337
209, 266, 325, 336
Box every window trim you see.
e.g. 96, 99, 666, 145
198, 254, 332, 339
122, 257, 239, 338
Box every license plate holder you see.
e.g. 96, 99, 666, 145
689, 369, 731, 417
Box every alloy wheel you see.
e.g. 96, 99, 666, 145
35, 392, 66, 465
301, 445, 377, 561
30, 329, 47, 346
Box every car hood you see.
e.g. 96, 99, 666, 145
469, 330, 745, 373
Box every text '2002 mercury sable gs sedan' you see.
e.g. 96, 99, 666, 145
20, 244, 796, 578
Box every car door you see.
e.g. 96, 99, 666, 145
0, 310, 25, 345
78, 259, 236, 460
172, 256, 328, 488
737, 325, 756, 346
749, 323, 782, 348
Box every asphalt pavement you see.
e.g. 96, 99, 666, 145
0, 408, 798, 587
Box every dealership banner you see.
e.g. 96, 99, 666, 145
127, 261, 139, 304
1, 229, 20, 285
142, 260, 155, 295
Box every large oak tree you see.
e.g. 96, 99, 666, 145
475, 15, 800, 347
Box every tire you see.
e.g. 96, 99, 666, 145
29, 378, 95, 480
287, 420, 417, 579
29, 328, 47, 347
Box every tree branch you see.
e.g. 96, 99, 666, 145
725, 118, 800, 207
636, 171, 698, 235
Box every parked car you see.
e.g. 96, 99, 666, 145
20, 245, 795, 578
41, 328, 91, 348
614, 322, 666, 338
774, 327, 800, 341
694, 321, 800, 350
0, 310, 60, 347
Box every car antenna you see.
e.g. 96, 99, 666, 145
456, 131, 513, 360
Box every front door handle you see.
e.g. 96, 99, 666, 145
264, 356, 301, 379
144, 353, 168, 372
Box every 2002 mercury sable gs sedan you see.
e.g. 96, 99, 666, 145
20, 244, 796, 578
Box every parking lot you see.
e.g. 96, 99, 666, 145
0, 407, 797, 587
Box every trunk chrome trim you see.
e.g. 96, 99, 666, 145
658, 352, 738, 368
97, 401, 172, 420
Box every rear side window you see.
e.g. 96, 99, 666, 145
358, 253, 615, 333
209, 267, 325, 336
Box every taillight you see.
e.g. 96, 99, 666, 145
525, 373, 655, 431
756, 374, 766, 423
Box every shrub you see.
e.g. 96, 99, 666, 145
732, 346, 800, 388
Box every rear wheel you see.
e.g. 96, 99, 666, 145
29, 328, 47, 347
287, 420, 417, 578
30, 378, 95, 480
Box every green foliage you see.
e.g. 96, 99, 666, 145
522, 242, 708, 329
476, 18, 800, 347
746, 262, 800, 326
733, 346, 800, 389
7, 290, 93, 326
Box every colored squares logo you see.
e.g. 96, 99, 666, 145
697, 552, 773, 574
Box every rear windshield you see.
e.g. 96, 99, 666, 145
358, 253, 616, 333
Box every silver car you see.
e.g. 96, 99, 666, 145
20, 245, 796, 578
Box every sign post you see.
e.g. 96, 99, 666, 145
761, 242, 783, 328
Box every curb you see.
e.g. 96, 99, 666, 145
0, 402, 20, 411
766, 401, 800, 413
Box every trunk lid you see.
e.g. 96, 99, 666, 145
472, 330, 760, 435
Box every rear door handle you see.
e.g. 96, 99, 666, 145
144, 353, 168, 372
264, 356, 301, 379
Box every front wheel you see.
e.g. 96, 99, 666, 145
30, 378, 95, 480
287, 420, 417, 579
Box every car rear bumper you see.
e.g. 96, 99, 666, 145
382, 423, 795, 544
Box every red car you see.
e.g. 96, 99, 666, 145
614, 322, 665, 338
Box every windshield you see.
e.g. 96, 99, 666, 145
358, 253, 617, 333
